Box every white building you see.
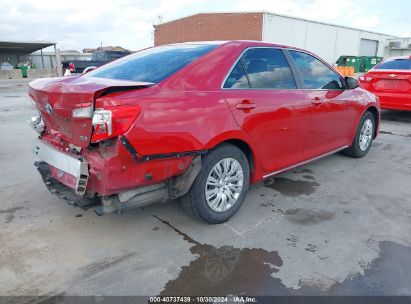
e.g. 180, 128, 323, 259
385, 37, 411, 57
262, 12, 396, 64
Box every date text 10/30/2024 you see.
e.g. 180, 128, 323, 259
149, 296, 258, 303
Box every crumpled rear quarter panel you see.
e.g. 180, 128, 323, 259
85, 138, 194, 196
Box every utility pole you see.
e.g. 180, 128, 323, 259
54, 44, 63, 77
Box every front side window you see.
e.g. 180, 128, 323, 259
86, 44, 218, 83
289, 51, 343, 90
223, 48, 297, 89
375, 59, 411, 70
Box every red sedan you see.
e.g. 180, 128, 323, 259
28, 41, 380, 223
359, 55, 411, 111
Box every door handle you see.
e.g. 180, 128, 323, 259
236, 100, 256, 111
311, 97, 322, 106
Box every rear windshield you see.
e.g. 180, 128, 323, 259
85, 44, 218, 83
375, 59, 411, 70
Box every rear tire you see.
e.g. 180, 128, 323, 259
181, 144, 250, 224
344, 111, 375, 158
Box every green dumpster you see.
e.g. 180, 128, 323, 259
364, 57, 383, 72
336, 56, 383, 73
336, 56, 361, 73
18, 66, 29, 78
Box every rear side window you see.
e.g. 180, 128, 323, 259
289, 51, 343, 90
223, 48, 296, 89
86, 44, 217, 83
375, 59, 411, 70
223, 62, 250, 88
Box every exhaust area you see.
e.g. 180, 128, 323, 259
94, 183, 169, 216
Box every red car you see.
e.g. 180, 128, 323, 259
28, 41, 380, 223
359, 55, 411, 111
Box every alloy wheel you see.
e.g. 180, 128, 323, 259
359, 118, 373, 151
205, 158, 244, 212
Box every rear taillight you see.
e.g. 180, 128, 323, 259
91, 105, 141, 143
92, 109, 112, 140
359, 76, 373, 82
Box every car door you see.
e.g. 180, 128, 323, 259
222, 47, 311, 174
287, 50, 358, 159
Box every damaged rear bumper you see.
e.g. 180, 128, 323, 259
35, 161, 99, 209
34, 139, 89, 195
34, 153, 202, 215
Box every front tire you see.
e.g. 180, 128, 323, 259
344, 111, 375, 158
181, 144, 250, 224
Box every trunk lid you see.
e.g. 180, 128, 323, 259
29, 76, 153, 147
367, 70, 411, 93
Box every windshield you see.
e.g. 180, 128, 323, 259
86, 44, 218, 83
375, 59, 411, 70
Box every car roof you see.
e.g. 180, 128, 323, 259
383, 55, 411, 61
162, 40, 299, 50
160, 40, 323, 67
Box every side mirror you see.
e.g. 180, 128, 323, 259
345, 76, 359, 89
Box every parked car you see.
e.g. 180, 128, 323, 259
359, 55, 411, 111
62, 49, 131, 74
28, 41, 380, 223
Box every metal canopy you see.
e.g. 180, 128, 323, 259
0, 41, 55, 54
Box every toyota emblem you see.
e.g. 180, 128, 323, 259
44, 103, 53, 115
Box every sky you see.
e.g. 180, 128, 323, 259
1, 0, 411, 52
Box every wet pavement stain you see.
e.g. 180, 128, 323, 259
80, 252, 137, 279
260, 200, 276, 207
264, 178, 319, 197
380, 130, 411, 138
0, 207, 24, 223
380, 130, 394, 135
286, 235, 298, 247
327, 242, 411, 295
292, 168, 313, 174
153, 215, 284, 296
284, 208, 334, 225
272, 208, 284, 215
303, 175, 315, 180
305, 244, 318, 253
